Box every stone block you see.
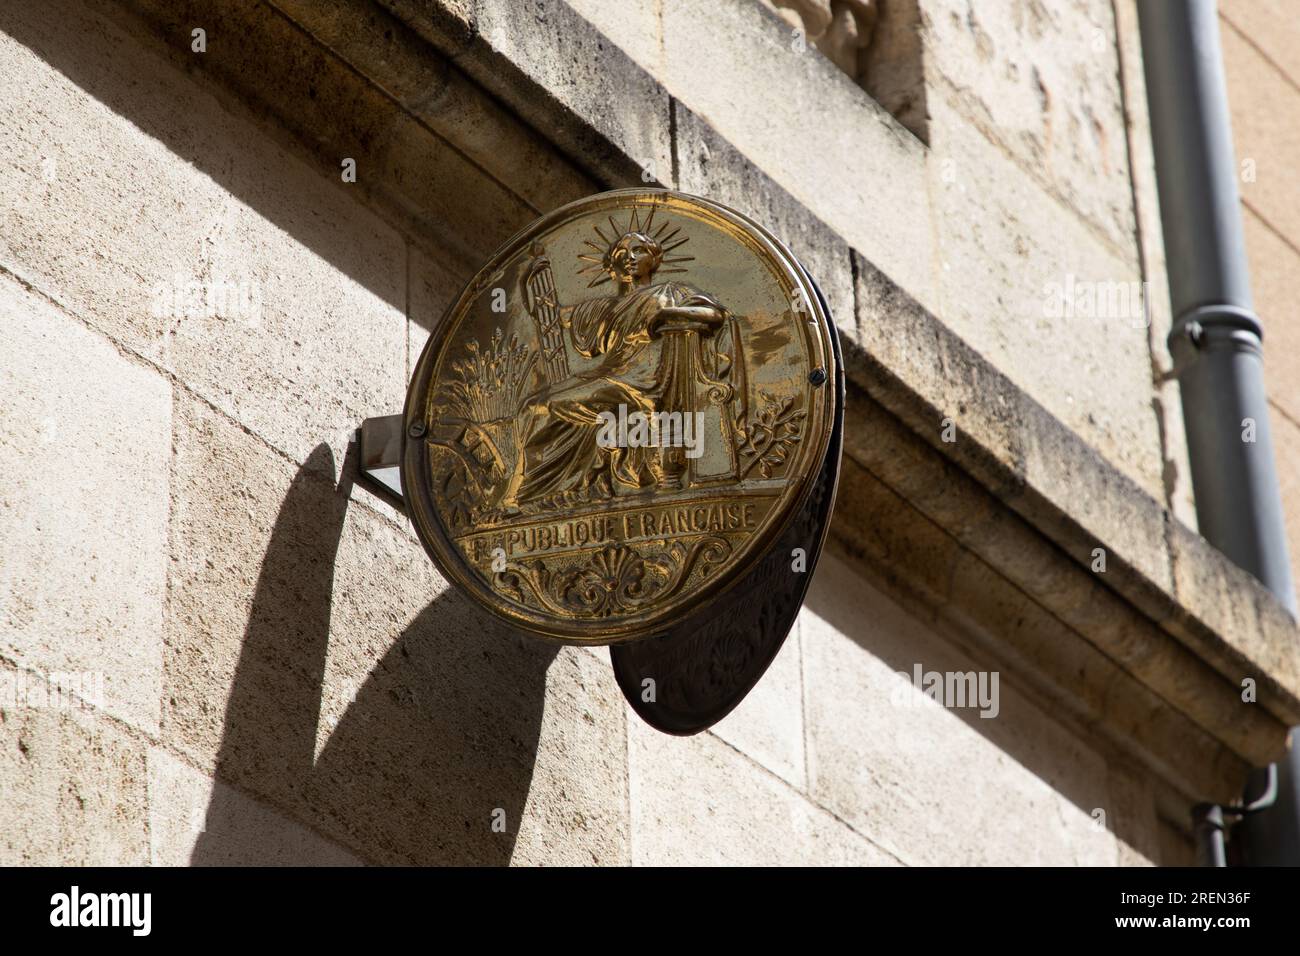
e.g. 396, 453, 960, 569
0, 276, 169, 736
1167, 517, 1300, 733
0, 666, 150, 865
851, 252, 1174, 598
657, 0, 935, 309
0, 0, 408, 473
274, 0, 596, 218
919, 0, 1136, 255
512, 648, 630, 866
802, 553, 1119, 865
926, 91, 1163, 503
407, 246, 471, 382
558, 0, 664, 80
467, 0, 674, 188
628, 718, 893, 865
148, 746, 361, 865
711, 622, 806, 790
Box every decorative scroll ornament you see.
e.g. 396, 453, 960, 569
496, 536, 732, 618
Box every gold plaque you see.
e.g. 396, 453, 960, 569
402, 189, 837, 643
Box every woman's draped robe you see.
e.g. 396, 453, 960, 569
506, 280, 733, 508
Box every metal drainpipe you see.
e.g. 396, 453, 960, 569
1139, 0, 1295, 611
1138, 0, 1298, 866
1138, 0, 1300, 868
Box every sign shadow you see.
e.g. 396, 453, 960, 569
190, 443, 557, 865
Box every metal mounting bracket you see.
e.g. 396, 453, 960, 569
356, 413, 405, 511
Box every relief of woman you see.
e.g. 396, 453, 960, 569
499, 221, 736, 512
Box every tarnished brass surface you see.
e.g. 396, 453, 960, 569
403, 189, 837, 643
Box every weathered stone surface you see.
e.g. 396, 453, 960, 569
710, 622, 806, 790
926, 92, 1162, 504
919, 0, 1137, 256
629, 719, 892, 865
802, 555, 1120, 865
827, 450, 1252, 804
148, 747, 361, 865
673, 105, 855, 337
654, 0, 935, 310
165, 394, 627, 864
1158, 815, 1197, 866
549, 0, 663, 85
163, 394, 343, 772
852, 251, 1174, 597
1168, 515, 1300, 731
0, 667, 149, 865
512, 648, 630, 866
849, 248, 1300, 767
386, 0, 673, 190
0, 0, 222, 359
851, 253, 1026, 495
1107, 762, 1162, 867
272, 0, 596, 218
1016, 407, 1175, 600
109, 0, 540, 271
407, 246, 471, 382
0, 276, 170, 737
1, 0, 409, 473
842, 377, 1289, 780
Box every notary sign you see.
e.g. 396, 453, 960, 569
398, 189, 842, 732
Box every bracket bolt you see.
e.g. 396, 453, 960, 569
808, 367, 827, 387
408, 421, 427, 439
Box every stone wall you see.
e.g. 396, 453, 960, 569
3, 0, 1296, 866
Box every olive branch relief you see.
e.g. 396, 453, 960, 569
734, 391, 805, 479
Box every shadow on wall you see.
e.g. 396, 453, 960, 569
804, 551, 1150, 862
0, 0, 409, 313
191, 444, 558, 865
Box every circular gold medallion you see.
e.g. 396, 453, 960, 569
403, 189, 836, 643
